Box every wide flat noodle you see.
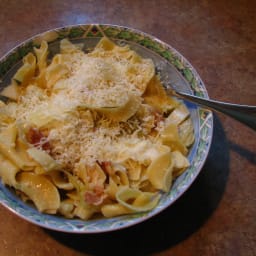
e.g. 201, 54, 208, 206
101, 203, 132, 218
13, 53, 36, 86
16, 172, 60, 213
146, 151, 173, 192
34, 40, 48, 72
159, 123, 188, 155
0, 139, 35, 171
0, 123, 17, 148
166, 103, 190, 125
0, 153, 19, 186
116, 186, 161, 212
27, 147, 60, 172
178, 118, 195, 147
80, 93, 141, 122
0, 83, 20, 101
143, 75, 178, 112
47, 170, 74, 190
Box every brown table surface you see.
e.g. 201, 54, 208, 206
0, 1, 255, 255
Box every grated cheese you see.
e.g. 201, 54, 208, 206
14, 43, 157, 169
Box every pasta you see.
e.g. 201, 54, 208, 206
0, 37, 194, 219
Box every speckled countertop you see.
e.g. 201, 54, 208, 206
0, 1, 255, 255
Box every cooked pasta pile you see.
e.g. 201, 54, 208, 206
0, 37, 194, 219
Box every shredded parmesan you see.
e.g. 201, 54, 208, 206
14, 42, 157, 169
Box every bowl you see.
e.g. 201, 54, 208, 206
0, 24, 213, 233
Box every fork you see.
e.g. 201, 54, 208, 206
168, 89, 256, 131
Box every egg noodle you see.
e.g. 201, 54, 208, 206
0, 37, 194, 219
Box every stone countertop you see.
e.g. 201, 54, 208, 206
0, 1, 255, 255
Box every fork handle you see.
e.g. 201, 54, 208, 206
174, 91, 256, 131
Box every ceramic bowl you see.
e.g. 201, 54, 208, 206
0, 24, 213, 233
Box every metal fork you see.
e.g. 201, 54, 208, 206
169, 89, 256, 131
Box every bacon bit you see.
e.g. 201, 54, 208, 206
84, 185, 107, 206
153, 111, 164, 127
99, 161, 115, 176
26, 127, 51, 151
